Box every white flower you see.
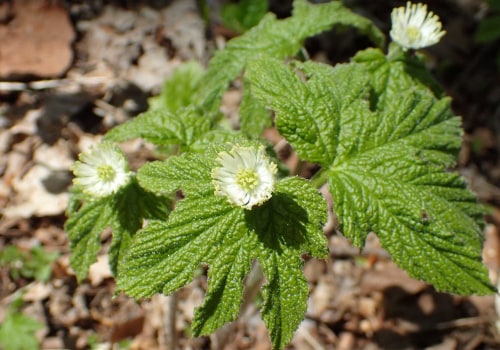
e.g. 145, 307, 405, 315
390, 2, 446, 50
212, 145, 278, 210
72, 142, 132, 198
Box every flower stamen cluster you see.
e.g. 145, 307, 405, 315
72, 142, 132, 198
212, 145, 277, 210
390, 2, 446, 50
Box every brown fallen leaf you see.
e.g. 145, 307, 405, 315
0, 0, 75, 79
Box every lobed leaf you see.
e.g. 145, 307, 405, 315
120, 148, 328, 349
248, 57, 493, 295
246, 56, 369, 166
109, 181, 171, 275
250, 177, 328, 348
197, 0, 384, 112
259, 251, 308, 350
327, 92, 492, 294
118, 196, 244, 298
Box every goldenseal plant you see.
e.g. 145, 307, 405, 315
65, 1, 495, 349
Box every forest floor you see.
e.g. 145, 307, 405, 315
1, 0, 500, 349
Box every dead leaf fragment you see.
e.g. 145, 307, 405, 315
0, 0, 75, 79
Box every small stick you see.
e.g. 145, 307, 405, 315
165, 292, 178, 350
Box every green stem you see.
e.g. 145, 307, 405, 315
387, 42, 406, 61
310, 168, 328, 189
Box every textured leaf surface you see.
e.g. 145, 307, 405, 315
118, 196, 244, 297
197, 0, 384, 111
66, 182, 170, 280
248, 57, 493, 295
148, 61, 205, 112
259, 250, 308, 350
327, 92, 492, 294
247, 56, 369, 166
239, 80, 272, 138
104, 108, 211, 149
65, 197, 112, 281
121, 149, 328, 348
353, 47, 444, 108
137, 152, 216, 197
109, 181, 171, 275
250, 177, 327, 348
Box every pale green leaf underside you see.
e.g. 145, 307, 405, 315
248, 57, 493, 295
197, 0, 384, 111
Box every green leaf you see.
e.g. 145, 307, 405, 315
221, 0, 269, 34
250, 177, 328, 348
259, 250, 307, 350
246, 56, 370, 166
104, 108, 211, 149
248, 177, 328, 258
110, 180, 171, 275
197, 0, 384, 112
65, 197, 112, 281
239, 80, 272, 138
248, 57, 493, 295
353, 47, 444, 108
0, 303, 43, 350
118, 196, 244, 298
66, 180, 170, 280
191, 231, 252, 335
121, 148, 327, 349
0, 246, 58, 282
23, 246, 59, 282
189, 129, 250, 153
475, 15, 500, 43
137, 152, 216, 197
148, 61, 205, 111
327, 92, 492, 294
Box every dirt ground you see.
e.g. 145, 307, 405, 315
1, 0, 500, 349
